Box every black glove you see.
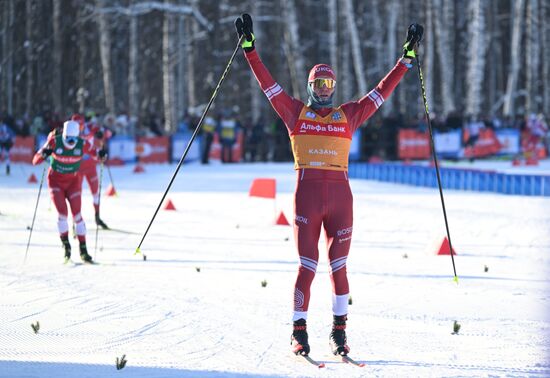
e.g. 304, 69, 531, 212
235, 13, 255, 51
94, 130, 104, 139
403, 23, 424, 59
41, 148, 53, 158
98, 148, 108, 160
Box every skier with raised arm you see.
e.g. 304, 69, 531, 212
235, 13, 423, 359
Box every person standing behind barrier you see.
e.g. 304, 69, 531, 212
235, 13, 421, 357
201, 116, 217, 164
72, 114, 111, 229
219, 112, 240, 163
0, 122, 15, 175
32, 120, 105, 263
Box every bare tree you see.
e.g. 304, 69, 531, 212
525, 0, 540, 114
328, 0, 338, 103
96, 0, 116, 114
176, 11, 185, 120
466, 0, 487, 116
543, 0, 550, 113
25, 0, 34, 116
342, 0, 366, 96
424, 0, 435, 113
162, 0, 176, 133
128, 0, 139, 120
282, 0, 306, 99
503, 0, 525, 116
186, 0, 198, 111
250, 0, 263, 123
382, 0, 399, 116
433, 0, 455, 114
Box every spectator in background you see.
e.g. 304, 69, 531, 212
147, 113, 163, 137
463, 115, 483, 161
526, 113, 549, 157
245, 117, 267, 162
0, 122, 15, 175
219, 110, 240, 163
201, 115, 217, 164
30, 115, 48, 136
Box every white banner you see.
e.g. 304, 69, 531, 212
108, 137, 136, 163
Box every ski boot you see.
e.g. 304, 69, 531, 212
95, 213, 109, 230
329, 315, 350, 356
79, 242, 93, 263
61, 236, 71, 262
291, 318, 310, 356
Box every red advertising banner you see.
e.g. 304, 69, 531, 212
463, 128, 501, 158
10, 136, 35, 163
136, 136, 170, 163
398, 129, 430, 159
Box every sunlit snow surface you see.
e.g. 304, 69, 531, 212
1, 160, 549, 377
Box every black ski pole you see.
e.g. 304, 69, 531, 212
135, 35, 244, 260
94, 161, 104, 259
415, 53, 459, 283
24, 165, 47, 264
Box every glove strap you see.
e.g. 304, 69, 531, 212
402, 42, 416, 59
241, 33, 255, 49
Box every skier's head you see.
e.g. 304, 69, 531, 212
307, 64, 336, 109
71, 114, 85, 132
62, 120, 80, 149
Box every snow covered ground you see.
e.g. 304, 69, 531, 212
1, 160, 549, 377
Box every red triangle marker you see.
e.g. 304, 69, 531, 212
105, 184, 117, 197
133, 164, 145, 173
275, 211, 290, 226
28, 173, 38, 183
163, 199, 176, 211
436, 237, 456, 255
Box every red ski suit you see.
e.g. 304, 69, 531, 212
33, 134, 98, 241
245, 49, 409, 319
79, 122, 111, 213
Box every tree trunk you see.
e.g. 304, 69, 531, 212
162, 0, 176, 134
342, 0, 366, 96
433, 0, 456, 115
525, 0, 540, 113
25, 0, 34, 116
543, 0, 550, 113
282, 0, 306, 100
186, 0, 198, 111
382, 0, 398, 116
424, 0, 435, 114
177, 12, 185, 120
466, 0, 487, 116
51, 0, 62, 113
503, 0, 525, 116
250, 0, 263, 123
96, 0, 115, 114
328, 0, 338, 104
128, 5, 139, 119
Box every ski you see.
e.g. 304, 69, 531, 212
103, 227, 139, 235
63, 259, 99, 266
298, 354, 325, 368
341, 355, 365, 367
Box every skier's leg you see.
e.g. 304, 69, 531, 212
324, 180, 353, 356
49, 184, 71, 259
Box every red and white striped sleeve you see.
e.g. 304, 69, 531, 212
244, 49, 303, 132
342, 60, 409, 133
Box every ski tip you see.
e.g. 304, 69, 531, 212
318, 363, 325, 368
